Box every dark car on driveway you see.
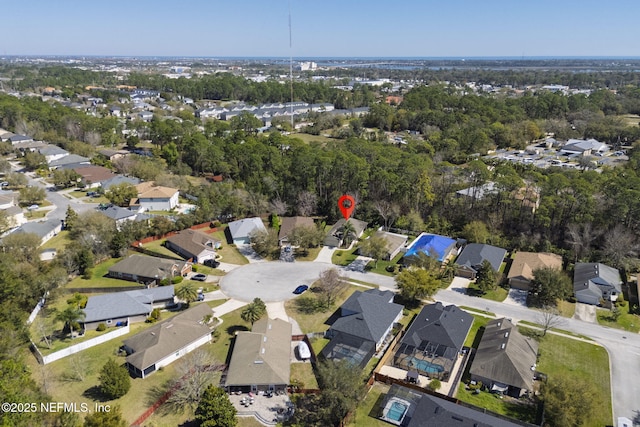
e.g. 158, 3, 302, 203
204, 259, 220, 268
293, 285, 309, 295
192, 273, 207, 282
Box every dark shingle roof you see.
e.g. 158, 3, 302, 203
401, 302, 473, 351
456, 243, 507, 272
330, 289, 403, 343
573, 262, 622, 294
469, 318, 538, 391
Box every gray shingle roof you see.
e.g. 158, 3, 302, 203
469, 318, 538, 391
108, 255, 188, 280
48, 154, 90, 167
101, 175, 141, 191
83, 286, 174, 323
456, 243, 507, 272
123, 303, 211, 372
573, 262, 622, 301
227, 217, 266, 240
100, 206, 137, 221
330, 289, 403, 343
401, 302, 473, 352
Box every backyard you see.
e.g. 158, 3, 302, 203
65, 257, 143, 289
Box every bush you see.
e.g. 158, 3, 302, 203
147, 308, 161, 323
211, 220, 221, 228
96, 323, 106, 332
82, 268, 93, 280
172, 276, 183, 284
99, 358, 131, 399
159, 278, 170, 286
295, 296, 325, 314
468, 381, 483, 391
191, 265, 198, 272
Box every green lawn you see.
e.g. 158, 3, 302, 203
285, 285, 362, 334
456, 385, 538, 423
466, 283, 508, 302
68, 190, 87, 199
40, 230, 70, 251
294, 246, 322, 261
366, 252, 404, 277
534, 330, 612, 427
459, 306, 496, 317
332, 248, 359, 266
66, 258, 143, 289
207, 308, 251, 364
556, 300, 576, 318
139, 239, 184, 259
290, 362, 319, 389
596, 307, 640, 333
290, 132, 336, 145
464, 315, 490, 348
25, 210, 48, 220
206, 229, 249, 265
345, 382, 389, 427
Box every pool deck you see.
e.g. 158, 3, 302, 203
378, 353, 467, 397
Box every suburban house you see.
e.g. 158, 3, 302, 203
573, 262, 623, 305
122, 303, 213, 378
72, 165, 118, 188
507, 252, 563, 290
323, 218, 368, 247
224, 317, 292, 393
37, 145, 69, 164
0, 193, 25, 229
131, 182, 179, 211
11, 219, 62, 245
101, 175, 141, 192
48, 154, 90, 169
372, 230, 408, 260
469, 318, 538, 397
227, 217, 266, 245
108, 254, 191, 285
393, 302, 472, 381
380, 384, 521, 427
99, 205, 142, 227
455, 243, 507, 279
278, 216, 315, 245
97, 148, 130, 162
322, 289, 403, 368
559, 138, 608, 156
82, 286, 175, 330
403, 233, 457, 263
165, 229, 221, 264
456, 182, 541, 213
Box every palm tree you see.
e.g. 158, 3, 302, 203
241, 302, 266, 326
341, 221, 356, 248
56, 306, 85, 338
176, 283, 199, 306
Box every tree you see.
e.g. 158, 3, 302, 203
249, 228, 279, 258
65, 206, 79, 232
565, 223, 599, 263
176, 283, 199, 306
529, 267, 572, 307
23, 151, 46, 170
296, 190, 317, 216
229, 111, 262, 134
18, 185, 46, 206
5, 171, 28, 188
84, 404, 126, 427
33, 316, 53, 349
165, 349, 218, 412
292, 360, 366, 427
395, 267, 440, 306
341, 220, 357, 248
542, 373, 598, 427
52, 168, 80, 188
602, 224, 639, 270
195, 385, 237, 427
55, 306, 85, 338
317, 268, 347, 309
99, 358, 131, 400
461, 220, 490, 244
105, 182, 138, 207
0, 232, 41, 263
241, 299, 266, 326
359, 235, 389, 268
475, 260, 498, 293
288, 225, 325, 252
537, 306, 565, 337
427, 379, 442, 392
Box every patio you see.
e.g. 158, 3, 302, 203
229, 392, 292, 426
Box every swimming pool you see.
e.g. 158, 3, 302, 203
404, 233, 456, 262
409, 357, 444, 374
382, 398, 410, 424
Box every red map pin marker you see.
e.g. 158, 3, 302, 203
338, 194, 356, 220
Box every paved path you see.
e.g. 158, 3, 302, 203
265, 301, 303, 335
314, 246, 336, 263
210, 299, 248, 318
503, 288, 528, 307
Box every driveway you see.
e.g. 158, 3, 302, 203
573, 303, 597, 323
236, 243, 265, 263
447, 276, 472, 293
314, 246, 336, 263
503, 289, 528, 307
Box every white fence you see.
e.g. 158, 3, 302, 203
27, 297, 46, 325
32, 324, 130, 365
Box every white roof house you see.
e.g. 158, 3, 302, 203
227, 217, 266, 245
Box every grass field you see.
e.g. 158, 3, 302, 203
25, 210, 48, 220
139, 239, 184, 259
290, 132, 335, 145
345, 382, 390, 427
66, 258, 140, 289
596, 306, 640, 333
290, 362, 319, 389
464, 314, 490, 348
294, 246, 321, 261
466, 283, 508, 302
332, 248, 359, 266
40, 230, 70, 251
556, 300, 576, 318
456, 385, 538, 423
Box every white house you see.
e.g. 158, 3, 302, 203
227, 217, 266, 245
132, 182, 179, 211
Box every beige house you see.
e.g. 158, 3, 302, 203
165, 229, 221, 264
507, 252, 563, 290
131, 182, 179, 211
224, 317, 292, 393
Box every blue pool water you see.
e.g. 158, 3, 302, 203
387, 401, 407, 421
410, 357, 444, 374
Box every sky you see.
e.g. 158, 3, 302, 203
3, 0, 640, 58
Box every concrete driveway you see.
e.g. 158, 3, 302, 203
573, 303, 597, 323
503, 289, 528, 307
447, 276, 472, 293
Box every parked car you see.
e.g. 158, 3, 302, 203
293, 285, 309, 295
197, 292, 205, 301
27, 204, 39, 210
204, 259, 220, 268
192, 273, 207, 282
